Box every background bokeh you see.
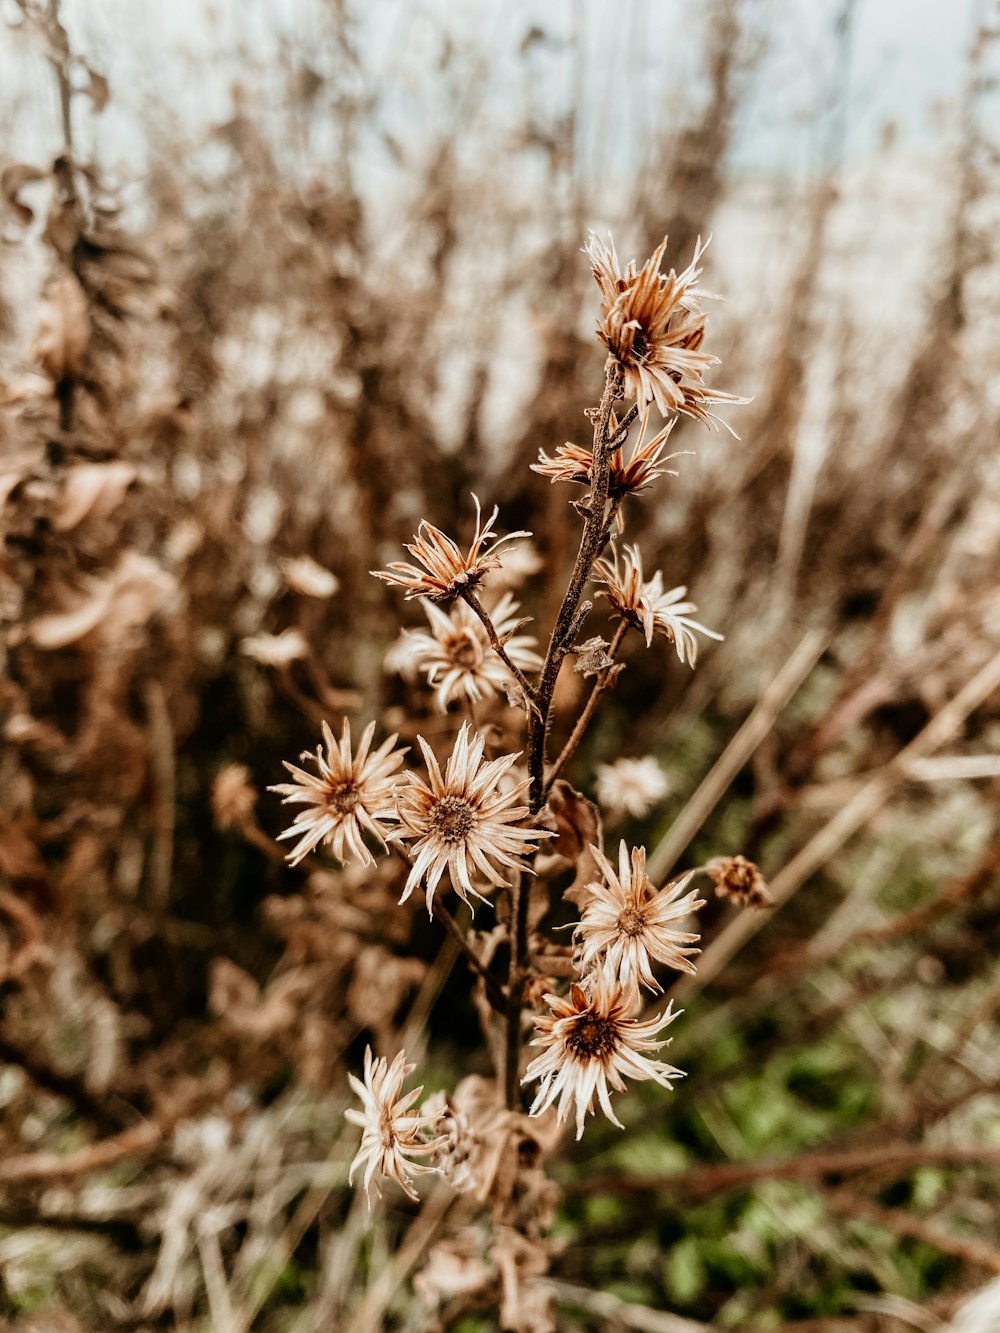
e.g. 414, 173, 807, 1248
2, 1, 1000, 1329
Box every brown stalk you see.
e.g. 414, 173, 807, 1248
579, 1143, 1000, 1201
543, 618, 628, 798
503, 359, 623, 1109
460, 587, 539, 708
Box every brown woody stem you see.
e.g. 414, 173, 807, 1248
460, 589, 538, 707
543, 619, 629, 798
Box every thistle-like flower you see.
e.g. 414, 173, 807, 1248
345, 1046, 447, 1203
595, 543, 722, 665
586, 232, 747, 427
575, 842, 704, 996
394, 722, 546, 916
594, 756, 670, 822
388, 592, 542, 713
704, 854, 773, 908
532, 417, 682, 497
522, 961, 683, 1139
270, 719, 406, 867
373, 495, 530, 602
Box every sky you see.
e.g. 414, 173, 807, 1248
0, 0, 981, 178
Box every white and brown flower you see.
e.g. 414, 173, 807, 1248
595, 543, 722, 665
270, 718, 406, 867
594, 756, 670, 822
522, 961, 683, 1139
586, 232, 747, 427
389, 592, 541, 712
394, 722, 546, 916
345, 1046, 447, 1203
575, 841, 704, 996
373, 495, 530, 602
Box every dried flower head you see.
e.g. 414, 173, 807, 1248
388, 592, 542, 713
576, 842, 704, 996
532, 417, 682, 497
596, 543, 722, 664
586, 232, 747, 427
240, 627, 309, 666
270, 719, 406, 867
212, 762, 257, 831
345, 1046, 447, 1203
522, 961, 683, 1139
394, 722, 546, 916
280, 554, 340, 598
705, 854, 773, 908
373, 495, 530, 602
594, 756, 670, 821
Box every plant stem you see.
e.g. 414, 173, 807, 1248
434, 900, 508, 1013
544, 619, 628, 798
460, 589, 537, 707
503, 359, 624, 1108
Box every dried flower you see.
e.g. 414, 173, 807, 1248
212, 762, 257, 831
705, 854, 773, 908
532, 417, 682, 497
389, 592, 542, 712
394, 722, 546, 916
270, 719, 406, 867
594, 756, 670, 821
575, 842, 704, 995
280, 554, 340, 598
586, 232, 747, 427
240, 627, 309, 666
345, 1046, 447, 1203
596, 543, 722, 665
373, 495, 530, 602
522, 961, 683, 1138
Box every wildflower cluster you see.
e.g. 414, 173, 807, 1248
271, 233, 749, 1203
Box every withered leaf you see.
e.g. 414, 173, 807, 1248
31, 272, 89, 381
1, 163, 46, 226
54, 461, 137, 531
540, 779, 604, 911
572, 635, 613, 677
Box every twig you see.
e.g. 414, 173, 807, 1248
544, 619, 628, 797
579, 1143, 1000, 1200
461, 588, 538, 706
0, 1120, 164, 1183
342, 1186, 456, 1333
824, 1189, 1000, 1276
504, 870, 526, 1109
674, 648, 1000, 1001
548, 1278, 710, 1332
647, 628, 827, 881
434, 900, 507, 1013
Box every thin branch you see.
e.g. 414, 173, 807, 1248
579, 1143, 1000, 1200
434, 900, 508, 1013
460, 588, 538, 707
647, 628, 827, 881
544, 619, 628, 797
672, 647, 1000, 1002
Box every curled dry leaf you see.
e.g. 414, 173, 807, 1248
1, 162, 47, 226
25, 551, 176, 650
540, 779, 604, 911
571, 635, 614, 677
31, 272, 90, 381
54, 461, 137, 531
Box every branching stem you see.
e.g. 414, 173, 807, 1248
544, 619, 629, 798
460, 589, 538, 709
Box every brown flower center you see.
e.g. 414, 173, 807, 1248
617, 906, 646, 938
565, 1013, 618, 1061
630, 326, 650, 363
327, 781, 359, 814
450, 635, 481, 670
431, 795, 477, 844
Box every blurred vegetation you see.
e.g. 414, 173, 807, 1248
1, 0, 1000, 1329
